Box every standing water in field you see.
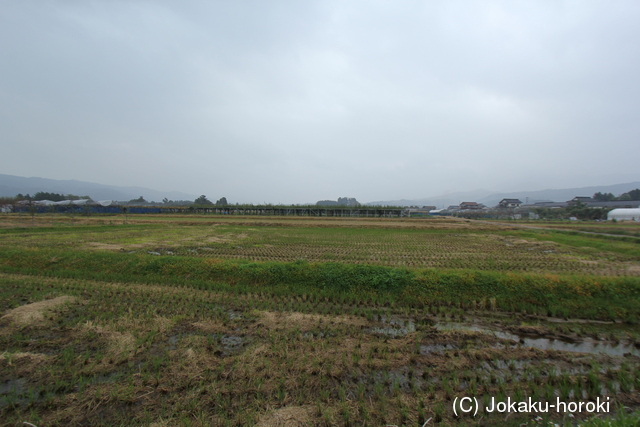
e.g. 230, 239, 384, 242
370, 316, 416, 337
435, 323, 640, 357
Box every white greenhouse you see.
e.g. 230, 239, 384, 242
607, 208, 640, 222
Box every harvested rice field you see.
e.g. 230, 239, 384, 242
1, 214, 639, 426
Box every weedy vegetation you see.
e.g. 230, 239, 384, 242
0, 213, 639, 426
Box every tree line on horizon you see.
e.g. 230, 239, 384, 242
3, 189, 638, 211
13, 192, 91, 202
193, 195, 228, 206
316, 197, 360, 207
593, 189, 640, 201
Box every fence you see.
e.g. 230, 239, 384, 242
10, 205, 408, 217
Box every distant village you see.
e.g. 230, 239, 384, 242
400, 190, 640, 222
415, 195, 639, 213
2, 190, 640, 221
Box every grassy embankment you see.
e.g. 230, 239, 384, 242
1, 221, 639, 321
1, 248, 640, 321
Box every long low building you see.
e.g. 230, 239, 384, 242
529, 200, 640, 209
607, 208, 640, 221
10, 203, 409, 217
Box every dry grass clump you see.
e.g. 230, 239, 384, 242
78, 314, 175, 364
509, 238, 555, 245
256, 405, 316, 427
0, 295, 76, 326
114, 314, 174, 334
512, 325, 550, 336
81, 320, 138, 363
205, 232, 248, 243
0, 351, 47, 363
627, 264, 640, 273
192, 319, 228, 334
83, 242, 146, 251
257, 310, 367, 331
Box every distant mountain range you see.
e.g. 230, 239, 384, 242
0, 174, 196, 202
366, 182, 640, 208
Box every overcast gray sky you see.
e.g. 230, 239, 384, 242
2, 1, 639, 204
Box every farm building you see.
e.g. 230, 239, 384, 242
569, 196, 594, 205
607, 208, 640, 222
459, 202, 481, 210
498, 198, 522, 208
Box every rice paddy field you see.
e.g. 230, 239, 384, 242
1, 213, 639, 426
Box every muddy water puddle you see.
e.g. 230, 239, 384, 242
370, 316, 416, 337
167, 332, 248, 356
435, 322, 640, 357
301, 331, 335, 339
0, 378, 40, 409
420, 343, 457, 354
0, 378, 27, 395
220, 334, 245, 349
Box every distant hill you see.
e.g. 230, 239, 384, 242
366, 182, 640, 208
476, 182, 640, 207
366, 189, 498, 209
0, 174, 196, 202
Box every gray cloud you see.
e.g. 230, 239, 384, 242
2, 1, 639, 203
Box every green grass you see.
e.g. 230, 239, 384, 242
505, 229, 640, 258
1, 273, 639, 426
1, 222, 640, 320
0, 244, 639, 320
2, 222, 638, 275
1, 217, 639, 425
